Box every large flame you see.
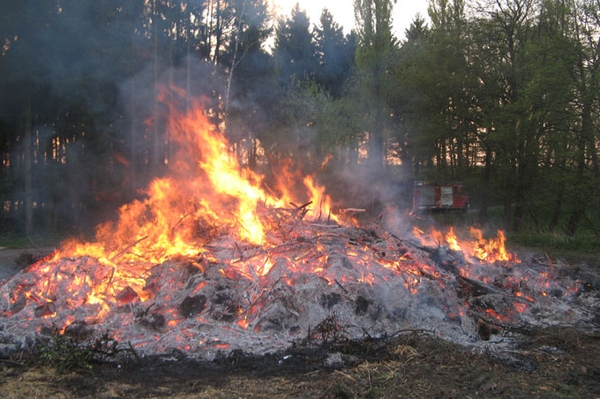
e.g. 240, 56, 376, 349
52, 91, 338, 276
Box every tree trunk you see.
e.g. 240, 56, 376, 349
502, 160, 516, 230
565, 82, 595, 237
565, 206, 583, 237
24, 96, 33, 236
129, 76, 137, 193
548, 189, 563, 232
478, 146, 492, 223
512, 161, 527, 232
214, 0, 222, 65
152, 0, 162, 174
368, 100, 385, 172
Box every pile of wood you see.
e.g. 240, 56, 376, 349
0, 209, 597, 360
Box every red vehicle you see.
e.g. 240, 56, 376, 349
412, 182, 469, 213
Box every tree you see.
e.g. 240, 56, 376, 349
221, 0, 274, 168
0, 0, 149, 235
467, 0, 537, 229
427, 0, 475, 178
313, 9, 356, 98
386, 15, 433, 177
354, 0, 395, 172
272, 4, 318, 89
562, 0, 600, 236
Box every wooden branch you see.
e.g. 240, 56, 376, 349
339, 208, 366, 214
109, 235, 149, 262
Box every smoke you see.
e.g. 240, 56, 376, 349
320, 157, 413, 236
0, 1, 403, 238
0, 2, 151, 235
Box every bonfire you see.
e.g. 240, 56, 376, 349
0, 92, 597, 361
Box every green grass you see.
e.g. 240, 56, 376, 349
510, 230, 599, 252
510, 230, 600, 267
0, 232, 64, 249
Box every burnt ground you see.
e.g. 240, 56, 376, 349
0, 327, 599, 398
0, 248, 599, 398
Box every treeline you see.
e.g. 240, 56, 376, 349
1, 0, 600, 240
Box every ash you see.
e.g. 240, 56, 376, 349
0, 222, 598, 361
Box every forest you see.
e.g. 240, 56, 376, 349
1, 0, 600, 246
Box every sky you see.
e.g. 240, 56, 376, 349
271, 0, 430, 40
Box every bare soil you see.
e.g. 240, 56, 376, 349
0, 248, 599, 398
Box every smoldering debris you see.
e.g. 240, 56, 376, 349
0, 219, 597, 361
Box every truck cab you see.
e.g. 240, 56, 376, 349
412, 182, 469, 213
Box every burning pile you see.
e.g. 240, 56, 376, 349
0, 94, 598, 360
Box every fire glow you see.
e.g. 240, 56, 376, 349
413, 226, 519, 264
0, 92, 596, 359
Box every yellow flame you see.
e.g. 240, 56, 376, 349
51, 89, 342, 304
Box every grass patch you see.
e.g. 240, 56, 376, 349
0, 232, 63, 249
510, 231, 598, 251
0, 233, 34, 249
510, 231, 600, 259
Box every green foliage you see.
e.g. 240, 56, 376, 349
511, 230, 600, 255
33, 327, 127, 373
0, 233, 33, 249
317, 94, 364, 150
0, 232, 63, 249
272, 4, 317, 87
313, 9, 356, 98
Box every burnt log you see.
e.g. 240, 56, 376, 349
456, 275, 504, 298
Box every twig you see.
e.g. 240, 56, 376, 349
233, 242, 245, 259
292, 201, 313, 210
317, 197, 323, 221
125, 341, 142, 364
389, 328, 437, 338
335, 279, 349, 295
288, 201, 312, 221
171, 209, 195, 233
247, 262, 259, 284
0, 358, 26, 367
339, 208, 367, 214
109, 236, 149, 262
258, 253, 272, 276
333, 369, 357, 381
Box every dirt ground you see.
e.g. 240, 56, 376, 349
0, 248, 599, 398
0, 327, 598, 398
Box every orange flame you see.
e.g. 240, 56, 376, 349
444, 227, 462, 252
469, 228, 518, 263
414, 227, 519, 263
50, 90, 340, 299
